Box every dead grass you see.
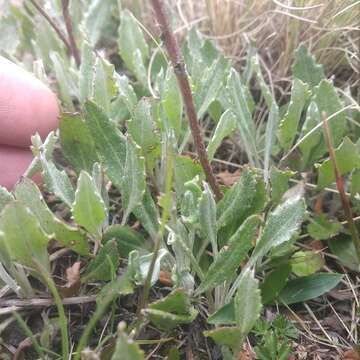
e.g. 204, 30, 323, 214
128, 0, 360, 92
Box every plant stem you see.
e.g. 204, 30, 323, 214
150, 0, 223, 201
61, 0, 81, 67
322, 112, 360, 262
37, 265, 69, 360
135, 142, 174, 334
28, 0, 71, 52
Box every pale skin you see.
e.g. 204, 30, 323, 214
0, 56, 59, 190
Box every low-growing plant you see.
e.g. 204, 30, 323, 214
0, 0, 359, 358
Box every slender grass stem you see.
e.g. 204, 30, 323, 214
38, 266, 69, 360
12, 311, 45, 359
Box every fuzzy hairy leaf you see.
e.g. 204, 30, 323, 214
161, 67, 182, 137
59, 113, 98, 173
127, 98, 160, 159
92, 56, 117, 115
0, 187, 13, 213
116, 74, 138, 114
234, 268, 262, 336
133, 188, 159, 238
207, 109, 236, 161
118, 9, 148, 85
317, 137, 360, 188
278, 78, 310, 151
121, 139, 146, 224
313, 79, 347, 148
84, 100, 127, 189
73, 171, 107, 237
196, 215, 260, 295
41, 157, 75, 208
15, 178, 90, 256
251, 195, 306, 264
195, 56, 229, 118
292, 44, 325, 88
0, 201, 50, 271
217, 168, 266, 231
199, 183, 217, 254
226, 69, 259, 166
79, 41, 95, 103
270, 167, 295, 204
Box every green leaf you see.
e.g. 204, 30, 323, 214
116, 74, 138, 114
207, 110, 236, 161
278, 78, 310, 151
195, 57, 229, 118
251, 195, 306, 264
0, 187, 13, 213
40, 157, 75, 208
14, 178, 89, 256
270, 167, 295, 204
350, 169, 360, 197
127, 98, 160, 160
307, 215, 342, 240
85, 0, 114, 46
133, 188, 159, 238
84, 100, 127, 189
118, 9, 148, 85
226, 69, 259, 166
92, 56, 117, 115
111, 323, 144, 360
59, 113, 98, 173
328, 235, 360, 272
290, 251, 324, 277
278, 273, 343, 304
199, 183, 217, 255
73, 171, 107, 237
292, 44, 325, 88
196, 215, 260, 295
79, 41, 96, 103
82, 240, 119, 282
161, 67, 182, 138
234, 268, 262, 337
313, 79, 347, 148
121, 139, 146, 224
264, 101, 280, 182
146, 289, 198, 331
260, 263, 291, 304
299, 101, 325, 166
0, 201, 50, 271
208, 301, 235, 325
317, 137, 360, 188
174, 156, 204, 196
50, 52, 75, 111
103, 225, 145, 257
217, 168, 266, 231
204, 327, 243, 351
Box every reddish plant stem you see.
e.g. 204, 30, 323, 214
61, 0, 81, 67
322, 112, 360, 262
150, 0, 223, 201
28, 0, 71, 52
